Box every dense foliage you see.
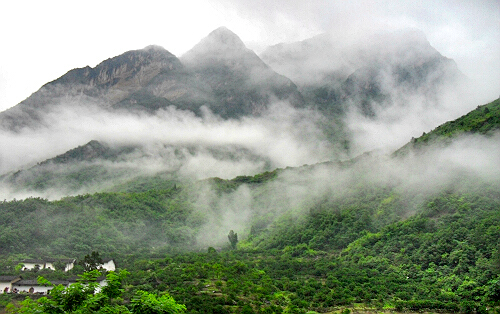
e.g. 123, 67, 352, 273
0, 186, 196, 258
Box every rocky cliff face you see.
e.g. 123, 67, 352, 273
0, 46, 186, 130
0, 28, 305, 130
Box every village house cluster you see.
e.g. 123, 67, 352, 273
19, 258, 115, 272
1, 258, 115, 294
0, 275, 108, 295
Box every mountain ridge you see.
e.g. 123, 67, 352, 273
0, 26, 478, 193
0, 27, 465, 131
0, 27, 306, 130
0, 46, 185, 130
261, 29, 465, 118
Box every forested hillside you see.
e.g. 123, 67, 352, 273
1, 97, 500, 312
2, 181, 499, 312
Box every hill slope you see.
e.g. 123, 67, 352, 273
395, 97, 500, 155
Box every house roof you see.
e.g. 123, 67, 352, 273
45, 258, 76, 263
0, 276, 21, 282
68, 276, 106, 283
21, 259, 45, 264
14, 280, 70, 286
21, 258, 76, 264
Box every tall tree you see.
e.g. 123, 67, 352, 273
228, 230, 238, 250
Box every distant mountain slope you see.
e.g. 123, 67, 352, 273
261, 30, 464, 117
39, 140, 136, 165
395, 97, 500, 155
181, 27, 304, 118
0, 138, 273, 197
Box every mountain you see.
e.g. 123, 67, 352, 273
2, 91, 498, 254
1, 98, 499, 312
180, 27, 304, 118
0, 46, 191, 130
0, 139, 273, 196
1, 25, 499, 313
38, 140, 136, 165
261, 29, 465, 117
0, 27, 481, 196
0, 28, 304, 131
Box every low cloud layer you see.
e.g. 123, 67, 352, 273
0, 100, 336, 195
345, 79, 480, 154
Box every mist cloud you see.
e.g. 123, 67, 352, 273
185, 129, 500, 248
0, 100, 335, 193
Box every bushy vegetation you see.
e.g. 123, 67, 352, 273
5, 270, 186, 314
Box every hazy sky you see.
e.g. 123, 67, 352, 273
0, 0, 498, 112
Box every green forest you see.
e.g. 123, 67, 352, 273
1, 98, 500, 313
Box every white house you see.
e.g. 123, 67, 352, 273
20, 259, 45, 271
100, 259, 116, 271
10, 277, 107, 295
0, 276, 21, 293
12, 279, 69, 294
20, 258, 76, 272
45, 258, 76, 272
19, 257, 114, 272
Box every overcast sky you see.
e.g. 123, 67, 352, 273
0, 0, 498, 112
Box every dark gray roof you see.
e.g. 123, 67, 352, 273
45, 258, 76, 263
21, 259, 45, 264
21, 258, 75, 264
0, 276, 21, 282
14, 280, 70, 286
68, 276, 106, 283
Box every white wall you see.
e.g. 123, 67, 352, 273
0, 282, 12, 293
13, 284, 52, 294
64, 262, 74, 272
101, 260, 115, 271
22, 262, 43, 270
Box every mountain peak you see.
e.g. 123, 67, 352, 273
181, 27, 248, 64
205, 26, 246, 49
142, 44, 168, 52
